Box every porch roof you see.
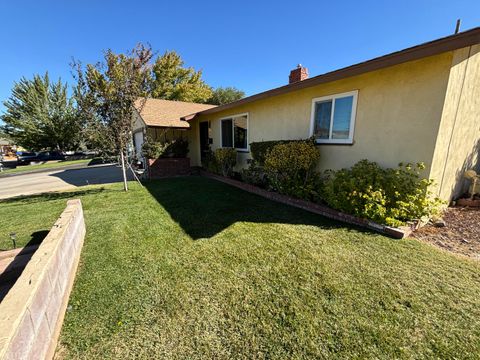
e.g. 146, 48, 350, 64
135, 98, 216, 128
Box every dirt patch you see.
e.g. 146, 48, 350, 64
413, 207, 480, 260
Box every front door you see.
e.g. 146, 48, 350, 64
199, 121, 210, 162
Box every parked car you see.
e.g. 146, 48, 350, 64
16, 151, 38, 165
36, 151, 65, 161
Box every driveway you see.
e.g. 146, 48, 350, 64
0, 165, 133, 199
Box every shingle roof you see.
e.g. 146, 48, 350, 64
135, 98, 216, 128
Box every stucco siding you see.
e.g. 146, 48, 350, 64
190, 53, 453, 175
430, 45, 480, 201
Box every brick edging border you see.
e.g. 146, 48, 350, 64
199, 170, 413, 239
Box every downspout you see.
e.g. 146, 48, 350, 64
438, 45, 472, 198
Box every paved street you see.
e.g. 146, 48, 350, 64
0, 165, 133, 199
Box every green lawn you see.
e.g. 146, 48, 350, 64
1, 177, 479, 359
0, 159, 91, 176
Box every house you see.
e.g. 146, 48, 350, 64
0, 138, 17, 161
135, 27, 480, 202
0, 138, 9, 154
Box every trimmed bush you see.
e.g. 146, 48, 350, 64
321, 160, 442, 227
264, 139, 320, 200
214, 148, 237, 177
202, 148, 237, 177
250, 140, 290, 165
250, 139, 316, 165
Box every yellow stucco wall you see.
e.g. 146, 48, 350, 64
189, 52, 453, 179
430, 45, 480, 201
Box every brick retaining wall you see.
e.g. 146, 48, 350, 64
148, 158, 190, 179
200, 171, 413, 239
0, 199, 86, 360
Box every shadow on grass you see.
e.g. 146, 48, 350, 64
0, 230, 49, 301
144, 176, 370, 240
49, 165, 133, 187
0, 187, 112, 205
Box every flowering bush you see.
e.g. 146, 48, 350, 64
321, 160, 442, 226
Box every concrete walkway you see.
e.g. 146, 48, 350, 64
0, 164, 133, 199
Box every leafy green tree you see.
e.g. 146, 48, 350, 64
1, 73, 81, 151
73, 44, 153, 191
150, 51, 212, 103
208, 86, 245, 105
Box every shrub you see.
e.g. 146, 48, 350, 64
214, 148, 237, 177
321, 160, 442, 227
142, 138, 189, 159
202, 148, 219, 174
168, 138, 189, 158
264, 139, 320, 200
241, 162, 268, 187
250, 140, 290, 165
142, 139, 167, 159
250, 139, 317, 165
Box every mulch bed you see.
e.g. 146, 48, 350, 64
413, 207, 480, 260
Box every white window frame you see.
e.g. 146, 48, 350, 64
309, 90, 358, 144
220, 112, 249, 151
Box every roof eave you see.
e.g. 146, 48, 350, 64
144, 124, 190, 129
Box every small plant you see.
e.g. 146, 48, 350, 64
241, 161, 267, 187
263, 139, 320, 200
214, 148, 237, 177
321, 160, 443, 226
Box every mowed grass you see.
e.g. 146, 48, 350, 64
0, 159, 90, 176
0, 177, 479, 359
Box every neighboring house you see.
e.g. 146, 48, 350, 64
132, 99, 216, 161
0, 138, 9, 154
134, 27, 480, 202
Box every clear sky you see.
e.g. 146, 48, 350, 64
0, 0, 479, 117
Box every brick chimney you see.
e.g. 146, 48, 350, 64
289, 64, 309, 84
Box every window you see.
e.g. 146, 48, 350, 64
221, 113, 248, 150
310, 90, 358, 144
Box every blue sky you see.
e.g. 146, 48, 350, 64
0, 0, 479, 118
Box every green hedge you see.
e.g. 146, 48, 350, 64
250, 139, 315, 165
264, 140, 320, 200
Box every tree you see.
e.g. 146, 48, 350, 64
73, 44, 153, 191
150, 51, 212, 103
208, 86, 245, 105
1, 73, 81, 151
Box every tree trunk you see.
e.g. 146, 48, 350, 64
120, 150, 128, 191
